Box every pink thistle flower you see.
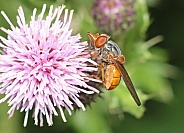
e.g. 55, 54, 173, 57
0, 4, 100, 126
92, 0, 136, 35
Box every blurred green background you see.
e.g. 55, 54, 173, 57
0, 0, 184, 133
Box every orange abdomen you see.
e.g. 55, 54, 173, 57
104, 64, 121, 90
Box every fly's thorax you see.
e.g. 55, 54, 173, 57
98, 47, 109, 61
105, 40, 122, 56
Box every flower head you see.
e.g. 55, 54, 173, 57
0, 4, 100, 126
92, 0, 136, 34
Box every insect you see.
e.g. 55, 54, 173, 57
88, 32, 141, 106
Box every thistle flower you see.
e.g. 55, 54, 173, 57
0, 4, 100, 126
92, 0, 136, 34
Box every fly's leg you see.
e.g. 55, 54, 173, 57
99, 62, 105, 82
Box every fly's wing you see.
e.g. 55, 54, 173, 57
112, 59, 141, 106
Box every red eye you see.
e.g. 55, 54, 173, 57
95, 35, 107, 48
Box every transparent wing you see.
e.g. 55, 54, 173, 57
112, 59, 141, 106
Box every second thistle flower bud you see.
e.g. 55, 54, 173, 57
92, 0, 136, 35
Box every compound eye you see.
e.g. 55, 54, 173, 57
95, 35, 108, 48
